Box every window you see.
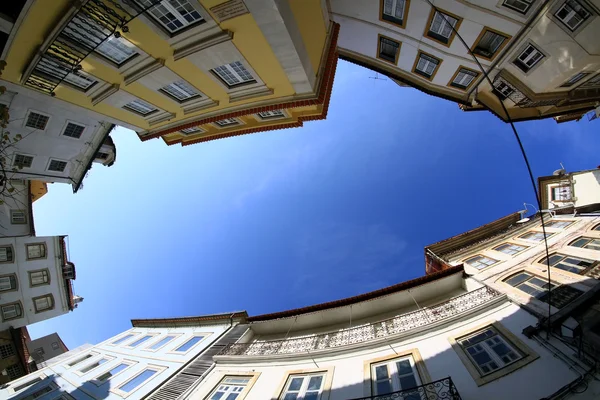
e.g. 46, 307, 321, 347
112, 334, 135, 345
96, 363, 130, 382
96, 152, 109, 160
513, 44, 544, 73
472, 29, 509, 59
1, 302, 22, 321
258, 110, 285, 119
0, 275, 17, 292
48, 160, 68, 172
426, 9, 459, 45
570, 237, 600, 251
25, 112, 49, 130
560, 72, 590, 87
207, 376, 251, 400
33, 294, 54, 312
0, 344, 14, 358
29, 270, 50, 286
10, 210, 27, 224
52, 342, 60, 350
504, 271, 583, 308
493, 81, 514, 100
0, 246, 13, 262
27, 244, 47, 259
123, 99, 158, 116
68, 354, 93, 367
594, 224, 600, 231
450, 67, 478, 89
63, 122, 85, 139
457, 326, 522, 376
518, 231, 551, 242
160, 80, 201, 102
545, 220, 573, 229
541, 253, 595, 274
21, 385, 56, 400
128, 335, 153, 347
494, 243, 528, 255
147, 335, 176, 350
63, 70, 97, 90
14, 154, 34, 169
34, 347, 45, 357
279, 373, 325, 400
377, 35, 400, 64
465, 255, 498, 270
212, 61, 255, 88
502, 0, 534, 13
96, 36, 138, 65
414, 52, 441, 80
551, 186, 571, 201
381, 0, 408, 27
180, 127, 203, 134
580, 73, 600, 88
80, 358, 109, 374
117, 368, 158, 393
36, 58, 97, 90
215, 118, 240, 127
6, 364, 23, 379
555, 1, 590, 31
137, 0, 204, 34
371, 356, 420, 396
13, 377, 43, 392
174, 336, 204, 352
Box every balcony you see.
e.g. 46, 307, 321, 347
219, 286, 503, 357
347, 377, 461, 400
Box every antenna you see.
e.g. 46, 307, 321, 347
368, 73, 387, 81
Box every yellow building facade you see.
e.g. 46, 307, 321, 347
1, 0, 338, 147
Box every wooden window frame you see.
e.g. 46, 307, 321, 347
33, 294, 55, 313
412, 50, 442, 81
493, 242, 528, 256
376, 34, 401, 65
470, 27, 512, 61
512, 42, 546, 74
0, 273, 18, 293
203, 374, 261, 400
1, 301, 23, 322
447, 65, 480, 91
363, 349, 431, 397
379, 0, 411, 29
423, 7, 463, 47
26, 243, 48, 260
28, 269, 51, 287
0, 245, 14, 263
272, 367, 334, 400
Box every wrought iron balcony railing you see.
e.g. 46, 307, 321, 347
218, 286, 503, 357
24, 0, 161, 95
347, 377, 461, 400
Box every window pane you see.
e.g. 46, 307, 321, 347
112, 334, 134, 345
119, 369, 157, 392
97, 363, 128, 381
129, 335, 153, 347
175, 336, 203, 352
307, 375, 323, 390
148, 335, 176, 349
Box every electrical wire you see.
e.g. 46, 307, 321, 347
421, 0, 554, 332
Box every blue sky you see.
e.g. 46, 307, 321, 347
28, 60, 600, 349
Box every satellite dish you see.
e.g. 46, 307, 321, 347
553, 169, 566, 176
516, 217, 530, 224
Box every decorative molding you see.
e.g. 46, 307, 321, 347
229, 86, 273, 103
173, 30, 234, 61
91, 84, 119, 106
124, 59, 166, 86
183, 99, 219, 115
148, 112, 176, 126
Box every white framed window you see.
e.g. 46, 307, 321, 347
570, 237, 600, 251
63, 122, 85, 139
146, 335, 177, 350
67, 353, 95, 367
96, 36, 138, 65
180, 127, 203, 135
473, 29, 508, 59
555, 0, 590, 31
64, 70, 98, 90
160, 80, 201, 102
381, 0, 407, 26
371, 356, 420, 396
0, 343, 14, 358
0, 275, 17, 292
116, 368, 160, 394
541, 253, 595, 274
173, 335, 204, 352
127, 335, 154, 348
1, 302, 22, 321
212, 61, 255, 88
27, 244, 47, 259
518, 231, 551, 242
545, 220, 573, 229
79, 358, 110, 374
214, 118, 240, 127
493, 243, 528, 255
551, 186, 571, 201
504, 271, 583, 308
258, 110, 285, 120
123, 99, 158, 116
10, 210, 27, 224
414, 52, 440, 79
427, 10, 458, 43
48, 159, 68, 172
502, 0, 533, 14
20, 384, 58, 400
493, 81, 514, 99
560, 72, 590, 87
137, 0, 205, 34
457, 326, 522, 375
465, 255, 498, 269
450, 68, 478, 89
14, 154, 34, 169
0, 246, 14, 262
33, 295, 54, 312
207, 376, 251, 400
111, 334, 136, 345
36, 58, 98, 90
94, 362, 133, 383
29, 270, 50, 286
513, 44, 545, 73
279, 373, 325, 400
25, 111, 50, 130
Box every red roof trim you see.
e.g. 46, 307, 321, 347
247, 265, 464, 322
140, 22, 340, 144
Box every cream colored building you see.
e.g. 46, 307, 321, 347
538, 167, 600, 212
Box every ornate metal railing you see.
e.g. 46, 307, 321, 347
24, 0, 162, 95
218, 286, 502, 356
347, 377, 461, 400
